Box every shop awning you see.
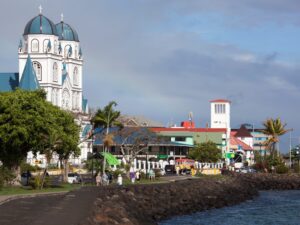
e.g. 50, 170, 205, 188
101, 152, 120, 165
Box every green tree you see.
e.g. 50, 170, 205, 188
262, 118, 288, 156
91, 101, 122, 174
0, 89, 79, 184
188, 141, 221, 163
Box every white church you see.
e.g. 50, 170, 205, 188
0, 7, 92, 167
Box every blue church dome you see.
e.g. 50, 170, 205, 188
55, 22, 79, 42
24, 14, 58, 36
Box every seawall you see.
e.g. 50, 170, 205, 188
83, 174, 300, 225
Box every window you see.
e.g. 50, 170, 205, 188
52, 89, 56, 105
31, 39, 39, 52
54, 40, 57, 54
72, 92, 76, 109
175, 137, 186, 142
75, 46, 78, 59
64, 45, 69, 58
62, 89, 70, 109
43, 39, 49, 53
73, 67, 79, 86
111, 146, 116, 153
33, 61, 42, 80
53, 62, 58, 82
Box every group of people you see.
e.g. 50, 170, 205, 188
95, 171, 113, 186
129, 170, 141, 183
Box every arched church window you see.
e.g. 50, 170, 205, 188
64, 45, 71, 58
52, 89, 56, 105
43, 39, 49, 53
31, 39, 39, 52
33, 61, 42, 80
62, 89, 70, 110
75, 46, 78, 59
73, 67, 79, 86
56, 89, 59, 106
53, 62, 58, 82
54, 40, 57, 54
77, 92, 80, 110
72, 92, 76, 110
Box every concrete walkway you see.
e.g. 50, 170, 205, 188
0, 186, 100, 225
0, 191, 67, 205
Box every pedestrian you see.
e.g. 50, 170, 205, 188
130, 171, 135, 183
117, 174, 123, 186
96, 173, 101, 186
108, 172, 113, 184
136, 170, 140, 182
191, 166, 196, 177
102, 172, 108, 185
149, 169, 155, 181
176, 165, 180, 176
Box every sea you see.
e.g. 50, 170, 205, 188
159, 190, 300, 225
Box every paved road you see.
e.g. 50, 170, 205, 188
0, 187, 100, 225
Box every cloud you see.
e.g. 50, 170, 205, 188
0, 0, 300, 151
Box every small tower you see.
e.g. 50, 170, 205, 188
210, 99, 231, 153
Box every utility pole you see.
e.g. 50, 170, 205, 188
289, 129, 293, 169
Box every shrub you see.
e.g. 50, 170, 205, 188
0, 166, 16, 186
29, 175, 42, 189
0, 174, 3, 190
276, 164, 289, 174
153, 169, 162, 178
112, 169, 123, 179
20, 161, 39, 173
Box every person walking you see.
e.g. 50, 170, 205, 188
176, 165, 180, 176
136, 170, 140, 182
96, 173, 101, 186
130, 171, 136, 183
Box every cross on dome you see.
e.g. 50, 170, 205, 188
39, 5, 43, 14
61, 13, 64, 22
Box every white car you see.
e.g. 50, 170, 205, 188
67, 173, 81, 184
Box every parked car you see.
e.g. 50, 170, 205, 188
164, 165, 175, 174
239, 167, 257, 173
67, 173, 82, 184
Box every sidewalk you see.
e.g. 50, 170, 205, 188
0, 191, 67, 205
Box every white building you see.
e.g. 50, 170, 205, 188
0, 7, 92, 167
210, 99, 231, 155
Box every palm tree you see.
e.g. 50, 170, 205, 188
262, 118, 288, 156
91, 101, 122, 175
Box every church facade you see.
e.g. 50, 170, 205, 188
0, 8, 92, 167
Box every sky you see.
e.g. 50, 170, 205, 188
0, 0, 300, 152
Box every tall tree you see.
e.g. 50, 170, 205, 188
262, 118, 288, 156
0, 89, 80, 184
188, 141, 222, 163
91, 101, 122, 174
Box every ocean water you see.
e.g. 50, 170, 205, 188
160, 190, 300, 225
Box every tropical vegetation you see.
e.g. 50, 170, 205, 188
0, 89, 80, 187
188, 141, 222, 163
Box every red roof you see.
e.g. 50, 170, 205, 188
230, 135, 253, 151
151, 127, 226, 133
210, 99, 231, 103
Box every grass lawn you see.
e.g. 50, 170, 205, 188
0, 183, 82, 196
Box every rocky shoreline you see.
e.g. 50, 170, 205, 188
83, 174, 300, 225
